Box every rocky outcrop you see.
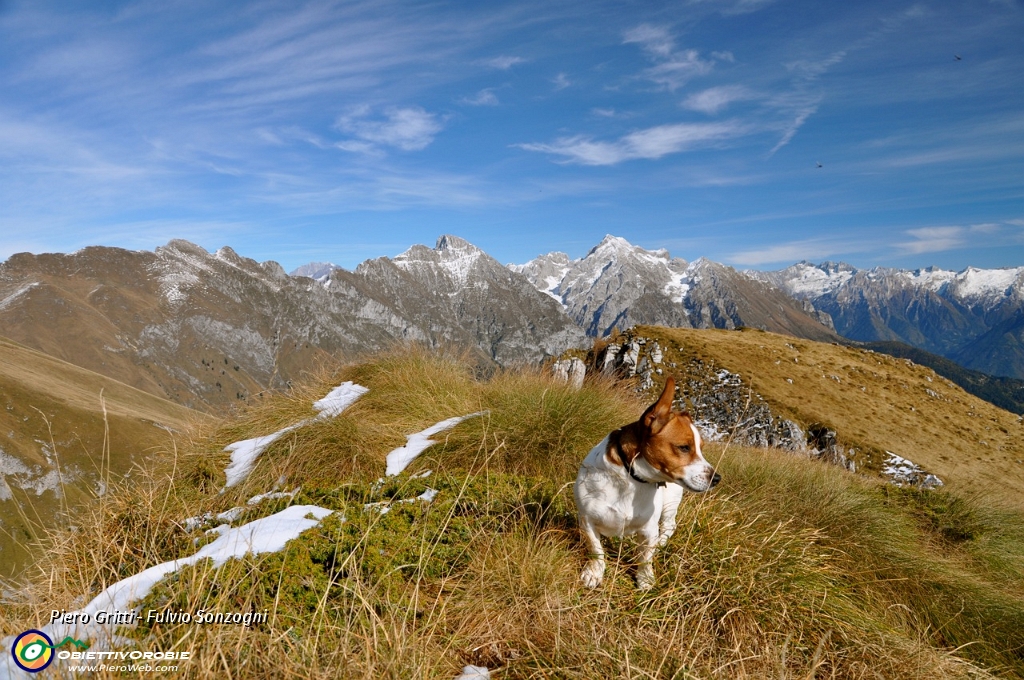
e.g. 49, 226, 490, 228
582, 328, 944, 488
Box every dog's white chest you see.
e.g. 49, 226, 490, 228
573, 436, 664, 537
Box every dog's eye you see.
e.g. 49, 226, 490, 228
678, 445, 691, 453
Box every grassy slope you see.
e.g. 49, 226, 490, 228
4, 346, 1024, 679
633, 326, 1024, 508
0, 335, 198, 577
859, 340, 1024, 415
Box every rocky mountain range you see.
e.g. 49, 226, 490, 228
0, 236, 583, 410
511, 235, 838, 342
2, 232, 1022, 413
752, 262, 1024, 378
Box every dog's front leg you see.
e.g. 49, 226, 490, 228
579, 518, 606, 588
657, 484, 684, 546
636, 532, 659, 591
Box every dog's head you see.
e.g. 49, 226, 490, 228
620, 377, 720, 492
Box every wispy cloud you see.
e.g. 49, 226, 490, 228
551, 72, 571, 90
682, 85, 755, 114
461, 88, 499, 106
517, 120, 749, 165
335, 106, 444, 152
623, 24, 720, 91
896, 223, 1006, 255
729, 237, 872, 266
897, 226, 966, 254
483, 55, 525, 70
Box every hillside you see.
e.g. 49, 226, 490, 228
860, 340, 1024, 414
2, 347, 1023, 678
622, 326, 1024, 507
0, 336, 198, 577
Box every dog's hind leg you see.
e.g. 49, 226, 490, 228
579, 518, 606, 588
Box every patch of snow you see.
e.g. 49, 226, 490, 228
0, 505, 333, 675
882, 452, 943, 489
247, 487, 301, 505
663, 271, 690, 302
363, 487, 439, 515
216, 507, 246, 523
951, 266, 1024, 300
0, 283, 39, 311
385, 413, 485, 476
222, 382, 368, 488
223, 423, 304, 489
313, 382, 369, 419
783, 263, 854, 297
455, 666, 491, 679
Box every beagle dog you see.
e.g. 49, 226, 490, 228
573, 377, 719, 589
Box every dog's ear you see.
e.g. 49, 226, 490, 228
642, 376, 676, 434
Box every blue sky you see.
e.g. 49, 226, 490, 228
0, 0, 1022, 273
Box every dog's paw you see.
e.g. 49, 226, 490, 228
656, 532, 671, 547
581, 561, 605, 589
636, 565, 655, 591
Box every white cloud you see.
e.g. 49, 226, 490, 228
335, 106, 443, 152
461, 89, 499, 106
682, 85, 754, 114
552, 73, 571, 90
517, 121, 748, 165
483, 55, 525, 70
897, 226, 965, 254
623, 25, 675, 59
624, 24, 722, 91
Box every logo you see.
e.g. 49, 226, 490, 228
11, 630, 54, 673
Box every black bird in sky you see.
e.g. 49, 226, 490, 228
816, 161, 823, 168
955, 54, 962, 60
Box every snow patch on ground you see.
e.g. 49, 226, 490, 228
313, 382, 369, 419
222, 382, 367, 488
222, 423, 304, 489
385, 413, 485, 476
0, 505, 333, 678
883, 452, 943, 489
455, 666, 491, 679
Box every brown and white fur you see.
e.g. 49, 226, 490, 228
573, 377, 719, 590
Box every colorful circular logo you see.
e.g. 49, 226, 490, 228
11, 630, 54, 673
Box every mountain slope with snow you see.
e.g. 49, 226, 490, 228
512, 235, 838, 342
0, 237, 584, 410
757, 261, 1024, 377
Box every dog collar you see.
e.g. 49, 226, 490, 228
617, 443, 666, 488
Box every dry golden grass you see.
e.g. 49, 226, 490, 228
3, 345, 1023, 679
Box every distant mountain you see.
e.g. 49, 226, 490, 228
290, 261, 337, 282
755, 262, 1024, 378
511, 235, 839, 342
0, 237, 584, 410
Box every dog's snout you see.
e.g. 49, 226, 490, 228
711, 472, 721, 487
